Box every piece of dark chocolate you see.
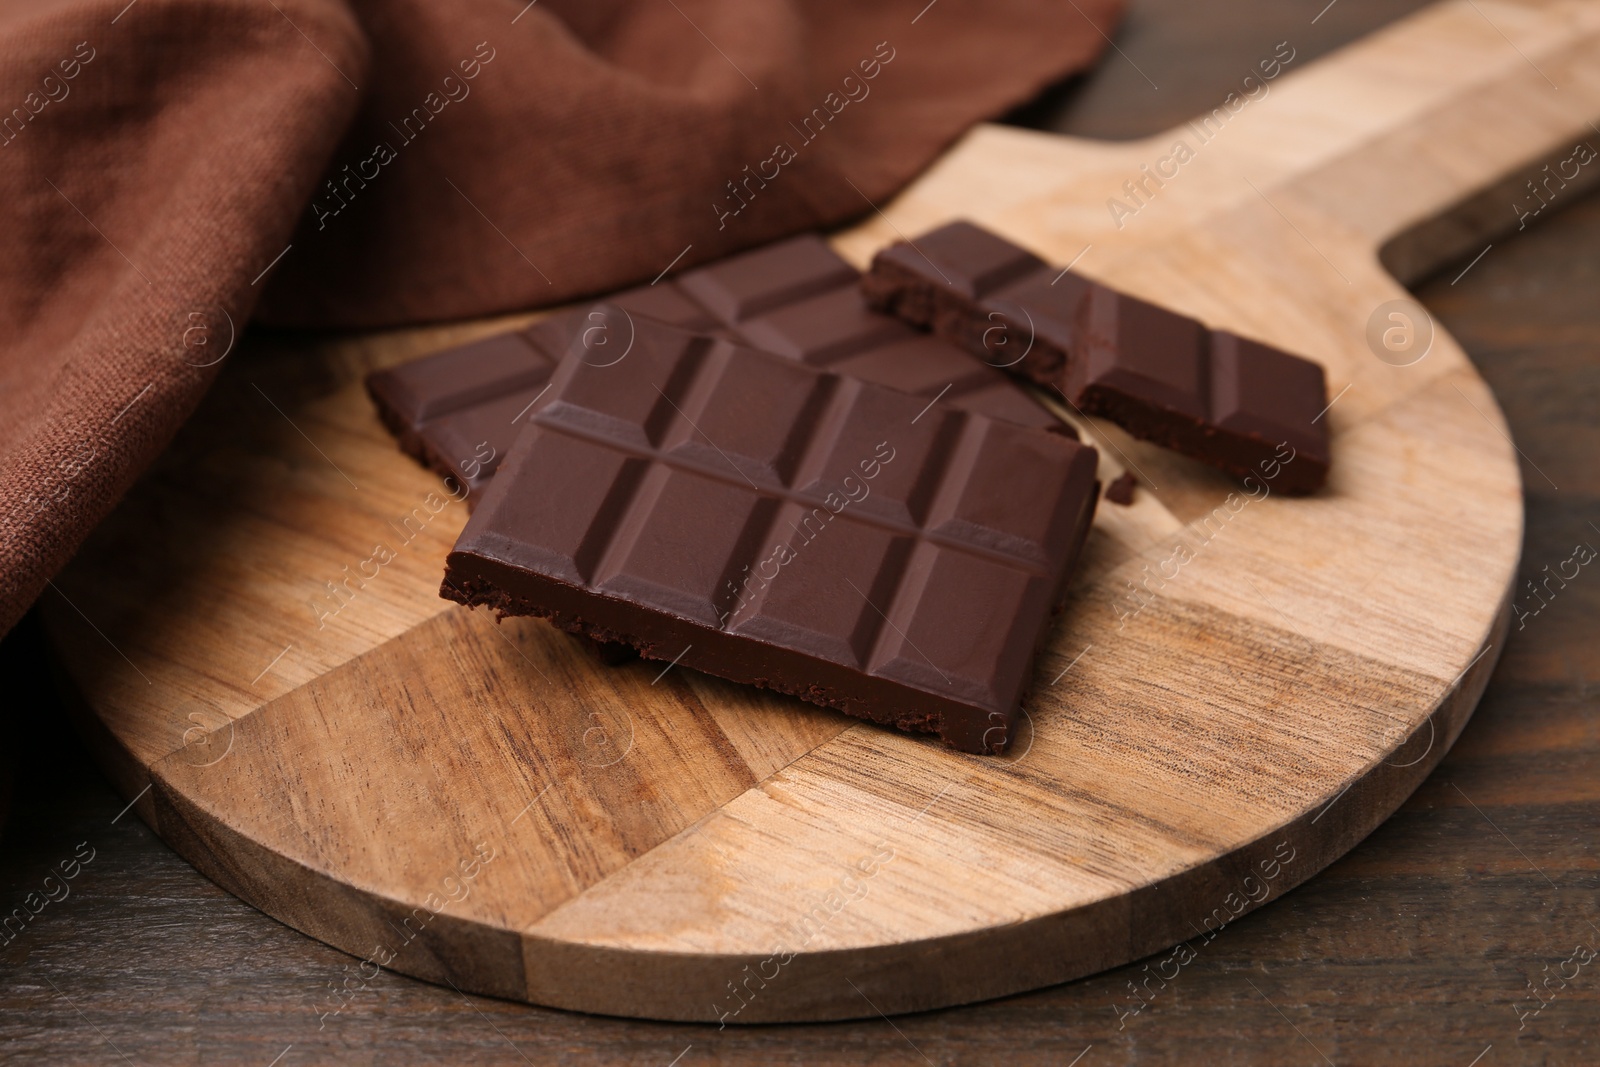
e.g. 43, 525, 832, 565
1105, 471, 1138, 505
440, 305, 1101, 754
863, 220, 1330, 494
366, 326, 566, 499
366, 235, 1070, 504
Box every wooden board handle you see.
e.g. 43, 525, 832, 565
839, 0, 1600, 270
1243, 0, 1600, 247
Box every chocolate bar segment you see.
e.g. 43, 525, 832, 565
441, 306, 1100, 754
864, 220, 1330, 493
365, 324, 569, 499
366, 235, 1069, 504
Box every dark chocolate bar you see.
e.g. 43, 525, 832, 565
440, 305, 1100, 754
366, 326, 565, 499
366, 234, 1069, 503
863, 221, 1330, 494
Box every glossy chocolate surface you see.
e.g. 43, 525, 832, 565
366, 235, 1068, 504
441, 306, 1100, 754
864, 220, 1330, 493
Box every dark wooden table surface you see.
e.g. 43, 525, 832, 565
4, 1, 1597, 1063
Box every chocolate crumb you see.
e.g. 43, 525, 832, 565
1106, 471, 1138, 505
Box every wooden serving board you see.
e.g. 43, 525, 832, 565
42, 0, 1599, 1023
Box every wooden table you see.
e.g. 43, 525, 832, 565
3, 1, 1596, 1062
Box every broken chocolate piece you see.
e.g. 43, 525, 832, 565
864, 220, 1330, 493
440, 306, 1101, 754
367, 234, 1071, 505
1105, 472, 1138, 505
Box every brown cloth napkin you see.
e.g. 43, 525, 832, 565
0, 0, 1119, 638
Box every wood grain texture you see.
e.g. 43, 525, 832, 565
32, 0, 1596, 1026
6, 1, 1599, 1064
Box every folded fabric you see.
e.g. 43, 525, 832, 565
0, 0, 1119, 637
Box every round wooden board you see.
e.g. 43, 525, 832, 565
43, 0, 1599, 1023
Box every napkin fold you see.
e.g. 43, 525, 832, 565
0, 0, 1119, 637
